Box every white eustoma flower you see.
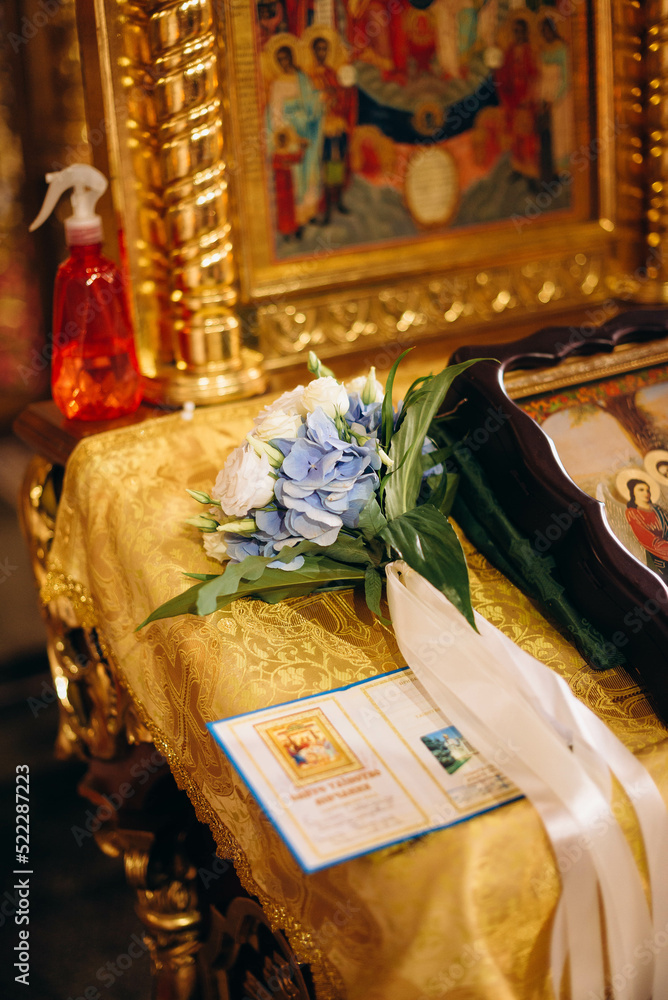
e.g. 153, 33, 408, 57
252, 409, 304, 442
346, 367, 384, 404
302, 376, 349, 419
202, 530, 229, 563
211, 444, 276, 516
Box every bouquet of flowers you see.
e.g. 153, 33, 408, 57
139, 351, 481, 630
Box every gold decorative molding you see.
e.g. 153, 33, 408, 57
258, 248, 618, 368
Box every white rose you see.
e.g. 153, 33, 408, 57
255, 386, 307, 421
202, 530, 229, 563
211, 444, 276, 516
346, 367, 384, 404
252, 409, 303, 442
302, 376, 349, 419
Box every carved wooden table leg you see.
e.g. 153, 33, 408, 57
82, 758, 211, 1000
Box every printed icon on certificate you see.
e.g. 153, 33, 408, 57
254, 708, 362, 786
420, 726, 477, 775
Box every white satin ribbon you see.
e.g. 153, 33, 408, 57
386, 562, 668, 1000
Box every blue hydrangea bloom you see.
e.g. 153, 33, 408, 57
345, 392, 382, 437
224, 507, 306, 569
221, 407, 383, 564
274, 408, 381, 547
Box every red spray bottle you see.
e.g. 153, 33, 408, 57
30, 164, 142, 421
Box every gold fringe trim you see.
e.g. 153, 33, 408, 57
40, 569, 345, 999
40, 566, 99, 629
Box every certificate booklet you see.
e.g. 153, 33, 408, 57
208, 668, 521, 872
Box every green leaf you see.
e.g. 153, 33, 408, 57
384, 359, 482, 521
196, 553, 368, 615
395, 387, 432, 432
321, 537, 371, 565
380, 505, 477, 630
260, 584, 325, 604
136, 577, 212, 629
357, 495, 388, 542
381, 348, 414, 452
270, 536, 371, 566
441, 472, 460, 518
425, 471, 460, 518
138, 556, 368, 628
364, 565, 391, 626
401, 374, 431, 410
197, 557, 366, 614
195, 555, 277, 614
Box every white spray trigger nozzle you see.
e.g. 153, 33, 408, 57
29, 164, 108, 246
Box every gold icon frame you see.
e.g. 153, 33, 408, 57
76, 0, 654, 401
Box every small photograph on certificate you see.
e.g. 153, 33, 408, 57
420, 726, 476, 775
254, 708, 362, 786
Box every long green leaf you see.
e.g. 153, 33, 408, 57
309, 536, 370, 565
196, 557, 366, 614
136, 577, 212, 629
423, 468, 456, 517
394, 386, 432, 431
196, 554, 279, 613
260, 584, 327, 604
138, 556, 368, 627
384, 359, 482, 521
401, 374, 431, 410
381, 348, 414, 452
380, 505, 476, 629
436, 472, 460, 517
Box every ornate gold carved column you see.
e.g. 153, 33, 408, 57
605, 0, 645, 277
77, 0, 266, 404
644, 1, 668, 298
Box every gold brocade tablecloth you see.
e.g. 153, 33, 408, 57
44, 401, 668, 1000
